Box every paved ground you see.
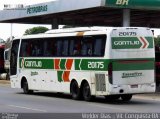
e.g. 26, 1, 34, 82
0, 80, 160, 119
0, 81, 159, 113
1, 79, 160, 101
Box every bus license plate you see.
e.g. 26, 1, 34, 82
130, 85, 138, 88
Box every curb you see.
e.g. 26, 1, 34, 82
0, 80, 10, 84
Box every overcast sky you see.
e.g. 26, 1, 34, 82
0, 0, 53, 40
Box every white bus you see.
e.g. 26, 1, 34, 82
10, 27, 155, 101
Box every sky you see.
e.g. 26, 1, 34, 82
0, 0, 53, 40
0, 0, 160, 40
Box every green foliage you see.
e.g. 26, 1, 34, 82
24, 26, 49, 35
154, 37, 160, 46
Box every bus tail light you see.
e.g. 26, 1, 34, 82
108, 63, 113, 84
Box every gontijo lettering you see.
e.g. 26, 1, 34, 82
114, 41, 140, 46
25, 61, 42, 68
112, 37, 152, 49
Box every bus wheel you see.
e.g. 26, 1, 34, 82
121, 94, 132, 101
22, 80, 33, 94
70, 81, 80, 100
82, 82, 94, 101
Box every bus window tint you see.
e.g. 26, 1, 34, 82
81, 35, 106, 57
57, 40, 63, 56
94, 35, 106, 56
20, 40, 29, 57
69, 35, 106, 57
73, 38, 82, 56
20, 39, 44, 57
44, 39, 57, 56
19, 35, 106, 57
69, 39, 74, 56
31, 39, 43, 56
62, 39, 69, 56
82, 37, 93, 56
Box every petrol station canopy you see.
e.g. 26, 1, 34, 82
0, 0, 160, 27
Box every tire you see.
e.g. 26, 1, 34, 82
70, 81, 81, 100
105, 95, 120, 101
82, 82, 94, 101
22, 81, 33, 94
121, 94, 132, 101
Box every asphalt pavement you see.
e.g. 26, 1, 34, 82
0, 80, 160, 119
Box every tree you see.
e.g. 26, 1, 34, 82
155, 37, 160, 46
24, 26, 49, 35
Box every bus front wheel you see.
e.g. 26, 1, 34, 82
121, 94, 132, 101
22, 80, 33, 94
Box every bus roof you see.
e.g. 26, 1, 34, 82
13, 27, 151, 40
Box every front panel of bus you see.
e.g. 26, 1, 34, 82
10, 39, 20, 88
108, 28, 155, 94
0, 45, 5, 73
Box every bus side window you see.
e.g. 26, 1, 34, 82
51, 40, 57, 56
57, 40, 62, 56
31, 39, 43, 57
73, 44, 79, 55
94, 39, 102, 56
81, 42, 87, 56
81, 37, 93, 56
35, 40, 43, 56
73, 39, 81, 56
20, 41, 29, 57
43, 40, 48, 56
26, 42, 32, 56
31, 44, 37, 56
93, 35, 106, 56
38, 40, 43, 56
43, 39, 51, 57
62, 39, 68, 56
69, 39, 74, 56
44, 39, 57, 57
87, 39, 93, 56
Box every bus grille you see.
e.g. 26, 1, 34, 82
95, 74, 106, 91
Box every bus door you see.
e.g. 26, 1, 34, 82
0, 46, 5, 73
10, 39, 20, 87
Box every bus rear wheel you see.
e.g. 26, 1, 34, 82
22, 80, 33, 94
121, 94, 132, 101
70, 81, 81, 100
82, 82, 94, 101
